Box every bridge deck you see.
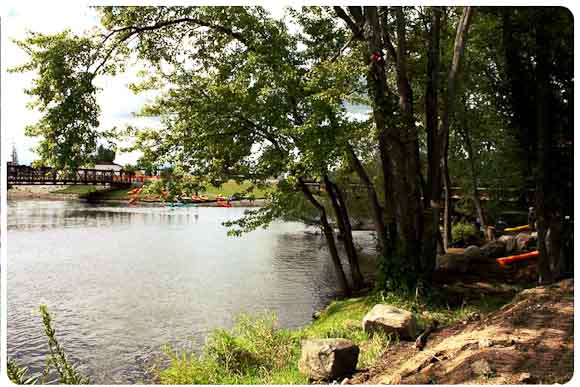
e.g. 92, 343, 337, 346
7, 165, 136, 186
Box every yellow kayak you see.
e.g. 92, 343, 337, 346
504, 225, 530, 232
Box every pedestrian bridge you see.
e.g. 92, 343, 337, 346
7, 164, 158, 186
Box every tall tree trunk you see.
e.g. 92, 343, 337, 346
299, 178, 351, 295
535, 21, 554, 285
442, 135, 452, 251
345, 143, 387, 254
362, 6, 421, 285
324, 174, 365, 290
424, 6, 443, 261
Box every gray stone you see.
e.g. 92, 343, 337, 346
298, 339, 359, 381
362, 304, 418, 339
464, 245, 482, 259
498, 235, 518, 254
480, 240, 506, 258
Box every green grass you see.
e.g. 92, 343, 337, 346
51, 185, 103, 195
157, 286, 514, 384
51, 181, 274, 202
200, 180, 274, 200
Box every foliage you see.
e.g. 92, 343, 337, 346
39, 305, 90, 384
9, 30, 102, 169
8, 305, 89, 385
7, 360, 38, 385
93, 144, 116, 163
159, 284, 515, 384
451, 221, 479, 245
158, 313, 304, 384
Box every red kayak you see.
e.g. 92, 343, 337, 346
497, 250, 539, 265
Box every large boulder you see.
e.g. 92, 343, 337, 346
464, 245, 482, 260
480, 240, 506, 259
362, 304, 418, 339
436, 254, 468, 273
298, 339, 359, 381
498, 235, 518, 254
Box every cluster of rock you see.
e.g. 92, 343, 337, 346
298, 305, 417, 382
436, 232, 536, 273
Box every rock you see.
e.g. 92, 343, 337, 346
471, 358, 493, 377
517, 372, 534, 383
480, 240, 506, 258
312, 311, 322, 320
298, 339, 359, 381
498, 235, 518, 254
362, 304, 418, 339
436, 254, 468, 273
464, 245, 482, 259
478, 338, 493, 348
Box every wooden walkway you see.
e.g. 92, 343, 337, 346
7, 164, 137, 186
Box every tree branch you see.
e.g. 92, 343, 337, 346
334, 6, 364, 39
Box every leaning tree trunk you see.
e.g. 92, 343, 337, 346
460, 121, 487, 238
345, 143, 387, 255
437, 7, 473, 252
324, 174, 365, 290
299, 178, 351, 295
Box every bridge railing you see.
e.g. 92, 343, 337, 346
7, 164, 137, 185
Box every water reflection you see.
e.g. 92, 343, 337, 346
8, 200, 375, 384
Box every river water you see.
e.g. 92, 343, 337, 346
7, 200, 376, 383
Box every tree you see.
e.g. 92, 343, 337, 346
11, 143, 19, 165
333, 6, 474, 288
93, 144, 116, 163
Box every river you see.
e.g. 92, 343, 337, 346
7, 199, 376, 383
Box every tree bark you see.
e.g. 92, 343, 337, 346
424, 6, 443, 261
535, 20, 554, 285
299, 178, 351, 295
345, 143, 387, 254
442, 134, 452, 251
324, 174, 365, 290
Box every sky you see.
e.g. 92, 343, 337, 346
4, 3, 287, 166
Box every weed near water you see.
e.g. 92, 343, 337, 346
158, 286, 513, 384
8, 305, 89, 385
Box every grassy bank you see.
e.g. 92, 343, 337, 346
50, 180, 274, 202
156, 285, 515, 384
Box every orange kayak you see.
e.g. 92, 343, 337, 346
497, 250, 539, 265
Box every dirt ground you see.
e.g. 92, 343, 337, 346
348, 278, 574, 385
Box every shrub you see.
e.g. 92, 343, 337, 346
158, 313, 302, 384
452, 221, 479, 245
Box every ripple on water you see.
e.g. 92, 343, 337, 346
8, 201, 375, 383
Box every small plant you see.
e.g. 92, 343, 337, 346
7, 360, 38, 385
8, 305, 89, 385
451, 221, 479, 245
39, 304, 89, 384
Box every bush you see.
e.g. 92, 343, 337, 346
452, 221, 479, 245
158, 313, 303, 384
